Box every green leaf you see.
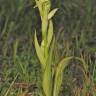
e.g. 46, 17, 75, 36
42, 18, 48, 40
48, 8, 58, 20
53, 57, 73, 96
48, 38, 55, 77
47, 20, 53, 48
42, 62, 52, 96
34, 31, 46, 68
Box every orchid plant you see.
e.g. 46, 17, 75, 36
34, 0, 87, 96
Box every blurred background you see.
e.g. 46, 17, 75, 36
0, 0, 96, 95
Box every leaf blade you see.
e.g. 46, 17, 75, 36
47, 20, 53, 48
53, 57, 73, 96
48, 8, 58, 20
34, 31, 46, 68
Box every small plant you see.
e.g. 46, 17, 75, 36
34, 0, 73, 96
34, 0, 89, 96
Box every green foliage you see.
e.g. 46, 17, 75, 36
0, 0, 95, 96
53, 57, 73, 96
34, 1, 87, 96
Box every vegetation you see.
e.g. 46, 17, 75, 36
0, 0, 96, 96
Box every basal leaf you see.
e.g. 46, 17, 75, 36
42, 62, 52, 96
53, 57, 73, 96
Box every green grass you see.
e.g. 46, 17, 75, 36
0, 0, 96, 96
